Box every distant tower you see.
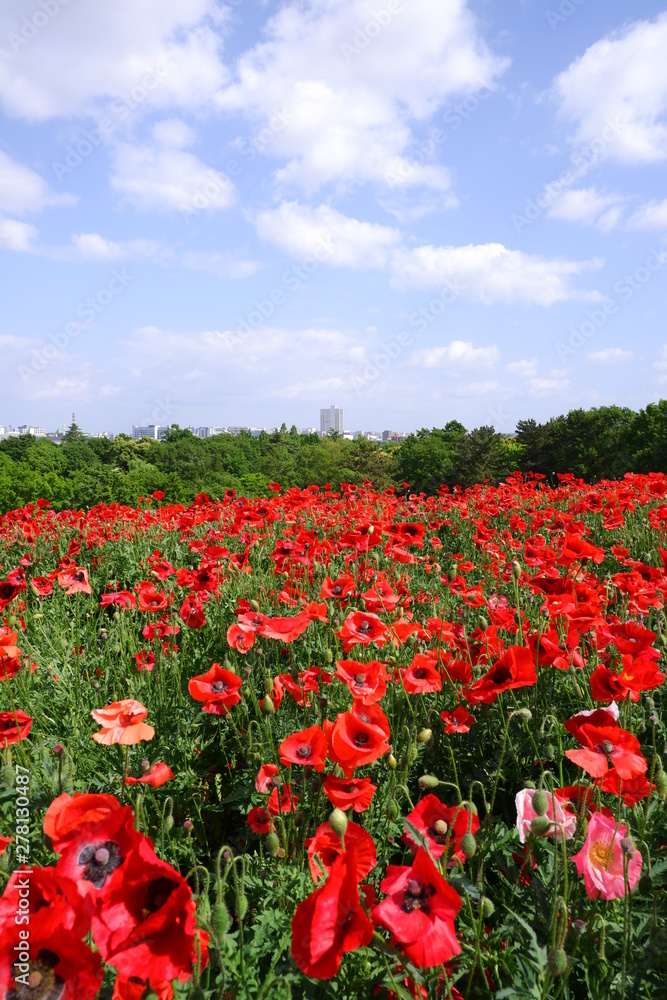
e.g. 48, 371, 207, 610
72, 412, 76, 426
320, 405, 343, 435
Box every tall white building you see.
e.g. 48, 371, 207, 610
320, 405, 343, 435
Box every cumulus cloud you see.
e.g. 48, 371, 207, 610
0, 150, 75, 214
256, 202, 400, 268
547, 187, 626, 230
410, 340, 499, 370
0, 0, 228, 121
588, 348, 633, 364
218, 0, 508, 191
506, 358, 538, 378
390, 243, 603, 305
628, 199, 667, 230
0, 216, 38, 252
552, 13, 667, 164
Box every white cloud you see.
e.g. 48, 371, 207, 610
410, 340, 499, 370
0, 1, 228, 121
552, 13, 667, 164
63, 233, 259, 278
526, 377, 570, 395
179, 251, 260, 280
111, 120, 235, 212
256, 202, 400, 269
653, 346, 667, 372
0, 216, 38, 252
218, 0, 507, 191
506, 358, 538, 378
390, 243, 603, 305
628, 199, 667, 230
68, 233, 163, 262
588, 348, 633, 365
0, 150, 74, 214
547, 187, 626, 230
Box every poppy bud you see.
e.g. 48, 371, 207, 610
324, 649, 333, 664
530, 816, 552, 836
481, 896, 494, 918
532, 790, 549, 816
290, 663, 300, 683
250, 599, 260, 611
53, 744, 64, 758
620, 837, 636, 857
60, 637, 67, 649
212, 901, 231, 939
224, 658, 233, 671
264, 674, 273, 694
460, 833, 477, 858
447, 565, 458, 582
546, 744, 556, 761
418, 774, 440, 790
478, 615, 489, 630
260, 695, 275, 715
184, 819, 193, 831
385, 799, 399, 821
164, 815, 174, 832
547, 948, 568, 977
236, 894, 248, 921
407, 745, 419, 765
113, 611, 120, 622
417, 728, 432, 744
516, 708, 532, 721
141, 759, 151, 772
266, 832, 280, 857
2, 765, 14, 789
387, 754, 397, 770
512, 560, 522, 580
573, 919, 586, 935
656, 770, 667, 800
329, 807, 348, 837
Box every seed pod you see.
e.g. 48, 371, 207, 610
460, 832, 477, 858
211, 901, 231, 940
329, 808, 348, 837
532, 790, 549, 816
547, 948, 568, 977
530, 815, 552, 836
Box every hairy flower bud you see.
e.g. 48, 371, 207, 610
260, 695, 275, 715
329, 807, 348, 837
211, 901, 231, 940
512, 560, 522, 580
265, 831, 280, 857
532, 790, 549, 817
387, 754, 398, 771
385, 799, 399, 821
547, 948, 568, 977
417, 728, 432, 744
460, 832, 477, 858
418, 774, 440, 790
530, 815, 552, 836
481, 896, 494, 918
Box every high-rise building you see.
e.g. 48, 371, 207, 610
320, 405, 343, 435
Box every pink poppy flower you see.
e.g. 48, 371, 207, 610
572, 812, 642, 900
515, 788, 577, 845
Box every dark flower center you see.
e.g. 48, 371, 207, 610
211, 681, 227, 693
492, 665, 512, 685
354, 673, 367, 686
296, 745, 312, 758
7, 951, 64, 1000
354, 731, 369, 747
78, 840, 124, 889
358, 620, 371, 632
412, 668, 427, 679
427, 819, 449, 844
401, 878, 435, 914
600, 740, 614, 755
144, 876, 177, 915
332, 585, 343, 595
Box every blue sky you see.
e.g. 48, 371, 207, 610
1, 0, 666, 435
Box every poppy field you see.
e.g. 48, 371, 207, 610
0, 473, 666, 999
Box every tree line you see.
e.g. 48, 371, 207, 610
2, 400, 667, 512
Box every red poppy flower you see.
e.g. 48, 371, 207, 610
304, 600, 329, 622
137, 584, 170, 613
335, 659, 387, 704
324, 703, 391, 777
0, 908, 103, 999
404, 795, 479, 863
188, 664, 242, 715
0, 836, 12, 857
256, 612, 311, 643
0, 654, 22, 681
31, 575, 54, 597
44, 792, 121, 854
557, 535, 605, 566
0, 709, 32, 747
320, 575, 356, 602
57, 566, 93, 595
465, 646, 537, 705
179, 597, 206, 629
402, 653, 442, 694
440, 706, 475, 734
0, 865, 90, 938
336, 611, 388, 653
291, 849, 374, 979
246, 806, 272, 834
100, 590, 136, 610
134, 650, 155, 672
564, 708, 646, 779
267, 783, 299, 816
600, 768, 654, 806
608, 621, 656, 658
112, 975, 174, 1000
305, 820, 377, 884
227, 622, 255, 653
125, 762, 174, 787
91, 699, 155, 745
91, 836, 208, 983
371, 847, 462, 968
255, 763, 279, 793
279, 724, 328, 771
322, 775, 377, 813
56, 805, 144, 903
